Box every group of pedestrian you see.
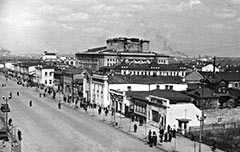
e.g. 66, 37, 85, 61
98, 106, 110, 116
159, 125, 176, 143
1, 83, 6, 87
147, 130, 158, 147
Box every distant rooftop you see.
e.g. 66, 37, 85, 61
108, 75, 183, 84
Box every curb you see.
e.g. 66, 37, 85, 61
62, 103, 171, 152
35, 89, 171, 152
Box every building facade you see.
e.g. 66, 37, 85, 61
75, 37, 170, 71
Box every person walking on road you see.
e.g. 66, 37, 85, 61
98, 107, 102, 115
133, 124, 137, 132
29, 100, 32, 107
159, 127, 164, 142
152, 131, 157, 146
58, 102, 61, 109
17, 92, 20, 96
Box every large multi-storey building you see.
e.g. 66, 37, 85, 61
75, 37, 170, 71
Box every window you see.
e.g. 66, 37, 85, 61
45, 72, 47, 76
152, 110, 159, 123
235, 83, 238, 88
45, 80, 47, 84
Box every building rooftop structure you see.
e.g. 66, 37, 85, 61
107, 74, 184, 84
126, 89, 192, 103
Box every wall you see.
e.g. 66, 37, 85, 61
109, 83, 187, 92
167, 103, 201, 129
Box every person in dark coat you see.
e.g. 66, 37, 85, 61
134, 124, 137, 132
29, 100, 32, 107
167, 124, 171, 133
172, 128, 176, 138
148, 130, 152, 145
152, 131, 157, 146
58, 102, 61, 109
164, 132, 168, 142
105, 108, 108, 116
8, 118, 12, 126
168, 128, 172, 142
159, 128, 164, 142
98, 107, 102, 115
17, 92, 19, 96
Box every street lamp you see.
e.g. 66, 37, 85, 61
2, 95, 11, 130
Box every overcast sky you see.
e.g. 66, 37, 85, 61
0, 0, 240, 57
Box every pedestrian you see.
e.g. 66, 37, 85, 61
39, 93, 42, 98
212, 141, 216, 152
105, 108, 108, 116
17, 130, 22, 141
159, 127, 164, 142
167, 124, 171, 133
172, 128, 176, 138
152, 131, 157, 146
17, 92, 19, 96
134, 124, 137, 132
164, 132, 168, 142
148, 130, 152, 145
58, 102, 61, 109
98, 107, 102, 115
29, 100, 32, 107
43, 93, 46, 97
168, 129, 172, 142
8, 118, 12, 126
84, 105, 88, 112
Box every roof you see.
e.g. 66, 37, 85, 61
122, 63, 183, 71
127, 89, 192, 103
187, 87, 218, 99
87, 46, 107, 52
35, 65, 54, 70
201, 72, 240, 81
62, 68, 85, 75
76, 50, 169, 57
108, 75, 184, 84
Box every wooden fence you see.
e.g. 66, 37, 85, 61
189, 121, 240, 132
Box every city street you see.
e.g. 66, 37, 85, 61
0, 75, 162, 152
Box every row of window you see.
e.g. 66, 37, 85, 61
107, 58, 117, 62
44, 79, 52, 85
45, 72, 53, 76
123, 71, 184, 76
134, 102, 146, 114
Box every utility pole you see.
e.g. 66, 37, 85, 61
198, 79, 206, 152
2, 96, 10, 130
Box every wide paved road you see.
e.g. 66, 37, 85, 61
0, 75, 162, 152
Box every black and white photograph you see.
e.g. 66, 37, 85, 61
0, 0, 240, 151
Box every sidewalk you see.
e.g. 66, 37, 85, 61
32, 87, 224, 152
60, 102, 223, 152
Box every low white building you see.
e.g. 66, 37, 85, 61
126, 89, 201, 133
42, 51, 57, 61
167, 103, 201, 133
202, 64, 219, 72
85, 73, 187, 112
35, 65, 54, 87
